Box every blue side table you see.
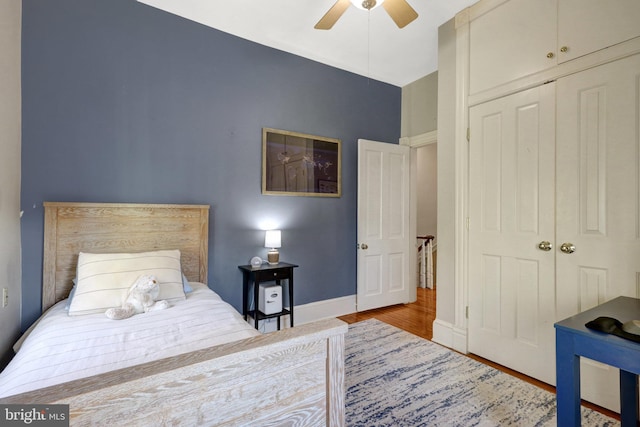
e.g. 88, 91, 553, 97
555, 296, 640, 426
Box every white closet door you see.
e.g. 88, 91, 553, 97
468, 83, 557, 384
469, 0, 556, 95
555, 53, 640, 412
557, 0, 640, 63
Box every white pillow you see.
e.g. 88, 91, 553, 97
69, 249, 185, 316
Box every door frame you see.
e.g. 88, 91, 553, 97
429, 12, 471, 353
358, 132, 437, 311
401, 130, 438, 305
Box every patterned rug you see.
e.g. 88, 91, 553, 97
344, 319, 619, 427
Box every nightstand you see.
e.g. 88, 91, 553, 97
238, 262, 298, 330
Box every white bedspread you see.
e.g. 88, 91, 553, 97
0, 283, 259, 398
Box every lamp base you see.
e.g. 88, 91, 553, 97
267, 249, 279, 265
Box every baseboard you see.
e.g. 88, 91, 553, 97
432, 318, 454, 348
254, 295, 357, 333
295, 294, 357, 325
452, 326, 468, 353
432, 318, 468, 353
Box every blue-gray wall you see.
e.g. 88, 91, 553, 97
20, 0, 401, 328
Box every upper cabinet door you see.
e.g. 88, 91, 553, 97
469, 0, 557, 95
558, 0, 640, 63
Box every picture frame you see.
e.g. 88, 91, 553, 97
262, 128, 341, 197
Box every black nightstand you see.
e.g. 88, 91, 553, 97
238, 262, 298, 330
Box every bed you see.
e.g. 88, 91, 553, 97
0, 202, 347, 426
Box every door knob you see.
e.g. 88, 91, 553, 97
538, 241, 553, 251
560, 243, 576, 254
361, 243, 368, 250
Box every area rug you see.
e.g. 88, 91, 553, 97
344, 319, 619, 427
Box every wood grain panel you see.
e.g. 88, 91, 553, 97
42, 202, 209, 311
327, 334, 345, 427
1, 318, 348, 426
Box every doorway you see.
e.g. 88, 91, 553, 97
403, 131, 438, 335
344, 133, 439, 334
405, 132, 438, 291
415, 141, 437, 289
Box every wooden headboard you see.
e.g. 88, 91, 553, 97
42, 202, 210, 312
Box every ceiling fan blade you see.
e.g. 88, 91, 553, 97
315, 0, 351, 30
382, 0, 418, 28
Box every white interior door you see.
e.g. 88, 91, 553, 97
555, 53, 640, 412
468, 83, 557, 384
357, 139, 412, 312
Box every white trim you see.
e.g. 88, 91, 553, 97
453, 9, 470, 353
295, 294, 356, 325
400, 130, 437, 148
432, 318, 468, 354
431, 318, 454, 348
409, 145, 418, 302
454, 5, 470, 29
452, 326, 468, 353
466, 0, 508, 23
256, 295, 357, 332
468, 36, 640, 107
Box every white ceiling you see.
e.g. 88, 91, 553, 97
136, 0, 478, 87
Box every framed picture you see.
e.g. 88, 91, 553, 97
262, 128, 341, 197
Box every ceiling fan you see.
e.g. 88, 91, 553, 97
315, 0, 418, 30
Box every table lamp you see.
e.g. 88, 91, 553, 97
265, 230, 281, 265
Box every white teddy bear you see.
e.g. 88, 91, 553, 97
105, 274, 170, 320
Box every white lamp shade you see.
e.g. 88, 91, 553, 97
264, 230, 281, 249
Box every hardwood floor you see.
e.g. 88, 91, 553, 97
338, 286, 436, 340
338, 286, 620, 422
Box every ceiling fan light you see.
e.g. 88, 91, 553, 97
350, 0, 385, 11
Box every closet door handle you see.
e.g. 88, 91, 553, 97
538, 241, 553, 251
560, 243, 576, 254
